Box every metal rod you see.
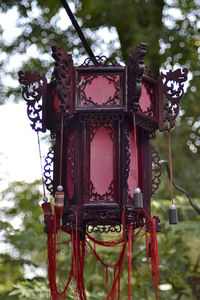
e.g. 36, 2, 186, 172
60, 0, 98, 65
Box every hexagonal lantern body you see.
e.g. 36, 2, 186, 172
40, 45, 162, 234
20, 44, 188, 235
18, 34, 188, 300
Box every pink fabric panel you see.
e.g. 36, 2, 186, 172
81, 75, 120, 105
90, 126, 113, 195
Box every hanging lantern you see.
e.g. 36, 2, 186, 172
18, 42, 187, 299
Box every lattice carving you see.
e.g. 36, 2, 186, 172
160, 68, 188, 130
18, 71, 47, 132
44, 147, 54, 195
79, 112, 124, 124
86, 224, 121, 233
52, 45, 74, 113
151, 146, 161, 195
81, 55, 121, 66
127, 42, 147, 112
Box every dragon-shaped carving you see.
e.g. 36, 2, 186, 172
127, 42, 147, 112
18, 71, 47, 132
51, 45, 74, 113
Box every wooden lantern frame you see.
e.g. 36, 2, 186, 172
18, 43, 188, 236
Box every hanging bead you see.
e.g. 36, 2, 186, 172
169, 204, 178, 224
133, 188, 143, 209
54, 185, 65, 228
54, 185, 64, 209
43, 196, 48, 203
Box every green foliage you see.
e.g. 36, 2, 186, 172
9, 280, 49, 300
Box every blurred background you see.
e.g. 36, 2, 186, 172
0, 1, 199, 299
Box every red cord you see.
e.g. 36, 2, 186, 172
128, 222, 133, 300
168, 130, 174, 205
59, 113, 64, 186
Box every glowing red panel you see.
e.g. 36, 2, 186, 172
90, 125, 114, 200
80, 74, 120, 106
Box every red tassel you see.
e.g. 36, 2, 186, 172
71, 230, 86, 300
47, 217, 57, 300
105, 210, 127, 300
128, 222, 132, 300
150, 217, 159, 300
47, 219, 74, 299
42, 201, 53, 234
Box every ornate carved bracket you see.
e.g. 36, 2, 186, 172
151, 146, 161, 195
43, 147, 54, 195
159, 68, 188, 131
127, 42, 147, 112
51, 45, 74, 113
18, 71, 47, 132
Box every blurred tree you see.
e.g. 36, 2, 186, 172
0, 0, 200, 299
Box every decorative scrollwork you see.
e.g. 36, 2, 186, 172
127, 42, 147, 112
89, 180, 114, 202
81, 55, 121, 66
18, 71, 47, 132
44, 147, 54, 195
90, 122, 114, 142
86, 224, 121, 233
51, 45, 74, 113
160, 68, 188, 131
79, 112, 124, 124
151, 146, 161, 195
